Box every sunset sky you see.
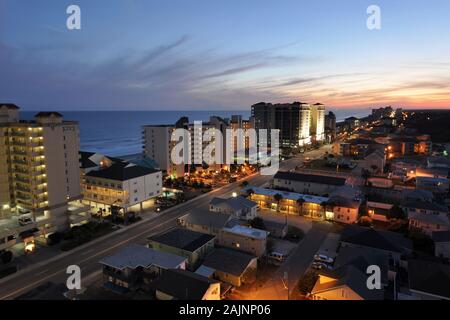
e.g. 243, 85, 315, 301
1, 0, 450, 110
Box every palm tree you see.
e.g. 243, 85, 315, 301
296, 198, 305, 216
246, 188, 255, 198
273, 193, 283, 212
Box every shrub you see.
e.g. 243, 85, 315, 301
0, 251, 13, 264
47, 232, 62, 246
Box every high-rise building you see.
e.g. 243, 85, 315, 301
251, 102, 312, 148
325, 111, 337, 141
310, 103, 326, 142
0, 104, 89, 252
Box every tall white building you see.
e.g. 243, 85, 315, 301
299, 103, 311, 146
0, 104, 89, 251
310, 103, 326, 142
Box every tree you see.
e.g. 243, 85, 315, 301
358, 216, 373, 227
273, 193, 283, 212
241, 181, 249, 188
361, 169, 371, 186
298, 270, 318, 296
370, 165, 379, 174
387, 205, 406, 220
246, 188, 255, 198
250, 217, 266, 230
0, 250, 13, 264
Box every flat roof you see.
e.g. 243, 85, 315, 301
148, 228, 215, 252
243, 186, 329, 205
274, 171, 347, 186
99, 244, 186, 270
222, 225, 269, 239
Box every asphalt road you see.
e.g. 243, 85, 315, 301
0, 147, 328, 300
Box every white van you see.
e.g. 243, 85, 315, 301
268, 251, 286, 263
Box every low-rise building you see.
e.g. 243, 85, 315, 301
152, 269, 220, 300
99, 244, 187, 292
273, 171, 346, 196
407, 260, 450, 300
209, 196, 257, 220
311, 247, 388, 300
201, 248, 258, 287
83, 158, 162, 216
402, 200, 450, 236
416, 176, 450, 194
178, 209, 233, 236
330, 197, 360, 225
340, 225, 412, 263
148, 228, 215, 270
432, 231, 450, 259
218, 225, 269, 257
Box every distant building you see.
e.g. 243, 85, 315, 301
325, 111, 337, 141
151, 269, 220, 300
402, 200, 450, 236
0, 105, 89, 252
251, 101, 313, 147
310, 103, 326, 142
432, 231, 450, 259
218, 225, 269, 257
148, 228, 215, 270
99, 244, 187, 293
273, 171, 346, 196
209, 196, 257, 220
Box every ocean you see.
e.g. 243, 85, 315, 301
21, 109, 371, 156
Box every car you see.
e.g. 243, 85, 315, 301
311, 262, 333, 270
268, 251, 286, 264
18, 216, 33, 226
314, 254, 334, 264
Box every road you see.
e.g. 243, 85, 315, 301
0, 146, 329, 300
243, 222, 333, 300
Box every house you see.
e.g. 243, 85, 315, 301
407, 260, 450, 300
218, 225, 269, 257
311, 246, 388, 300
99, 244, 187, 292
357, 149, 386, 173
273, 171, 346, 196
178, 209, 233, 236
82, 155, 162, 216
402, 200, 450, 236
201, 248, 258, 287
432, 231, 450, 259
209, 196, 257, 220
427, 156, 450, 170
148, 228, 215, 270
262, 220, 288, 238
151, 269, 220, 300
340, 225, 412, 263
416, 176, 450, 194
367, 196, 396, 223
327, 186, 361, 224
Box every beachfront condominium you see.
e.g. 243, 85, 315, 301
143, 116, 231, 178
251, 101, 312, 148
0, 104, 89, 252
310, 103, 326, 142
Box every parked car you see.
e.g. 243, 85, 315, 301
311, 262, 333, 270
314, 254, 334, 264
268, 251, 286, 263
18, 216, 33, 226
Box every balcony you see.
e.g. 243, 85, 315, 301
15, 185, 31, 193
11, 149, 27, 156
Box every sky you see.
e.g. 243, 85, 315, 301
1, 0, 450, 111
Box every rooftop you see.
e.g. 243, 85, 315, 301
274, 171, 346, 186
148, 228, 215, 252
86, 162, 159, 181
340, 225, 413, 253
243, 186, 329, 205
0, 103, 20, 110
179, 209, 232, 230
432, 231, 450, 242
408, 260, 450, 299
99, 244, 186, 270
402, 199, 449, 213
210, 196, 257, 211
151, 269, 218, 300
203, 248, 257, 277
222, 225, 269, 239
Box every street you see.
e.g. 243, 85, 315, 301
0, 146, 330, 300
